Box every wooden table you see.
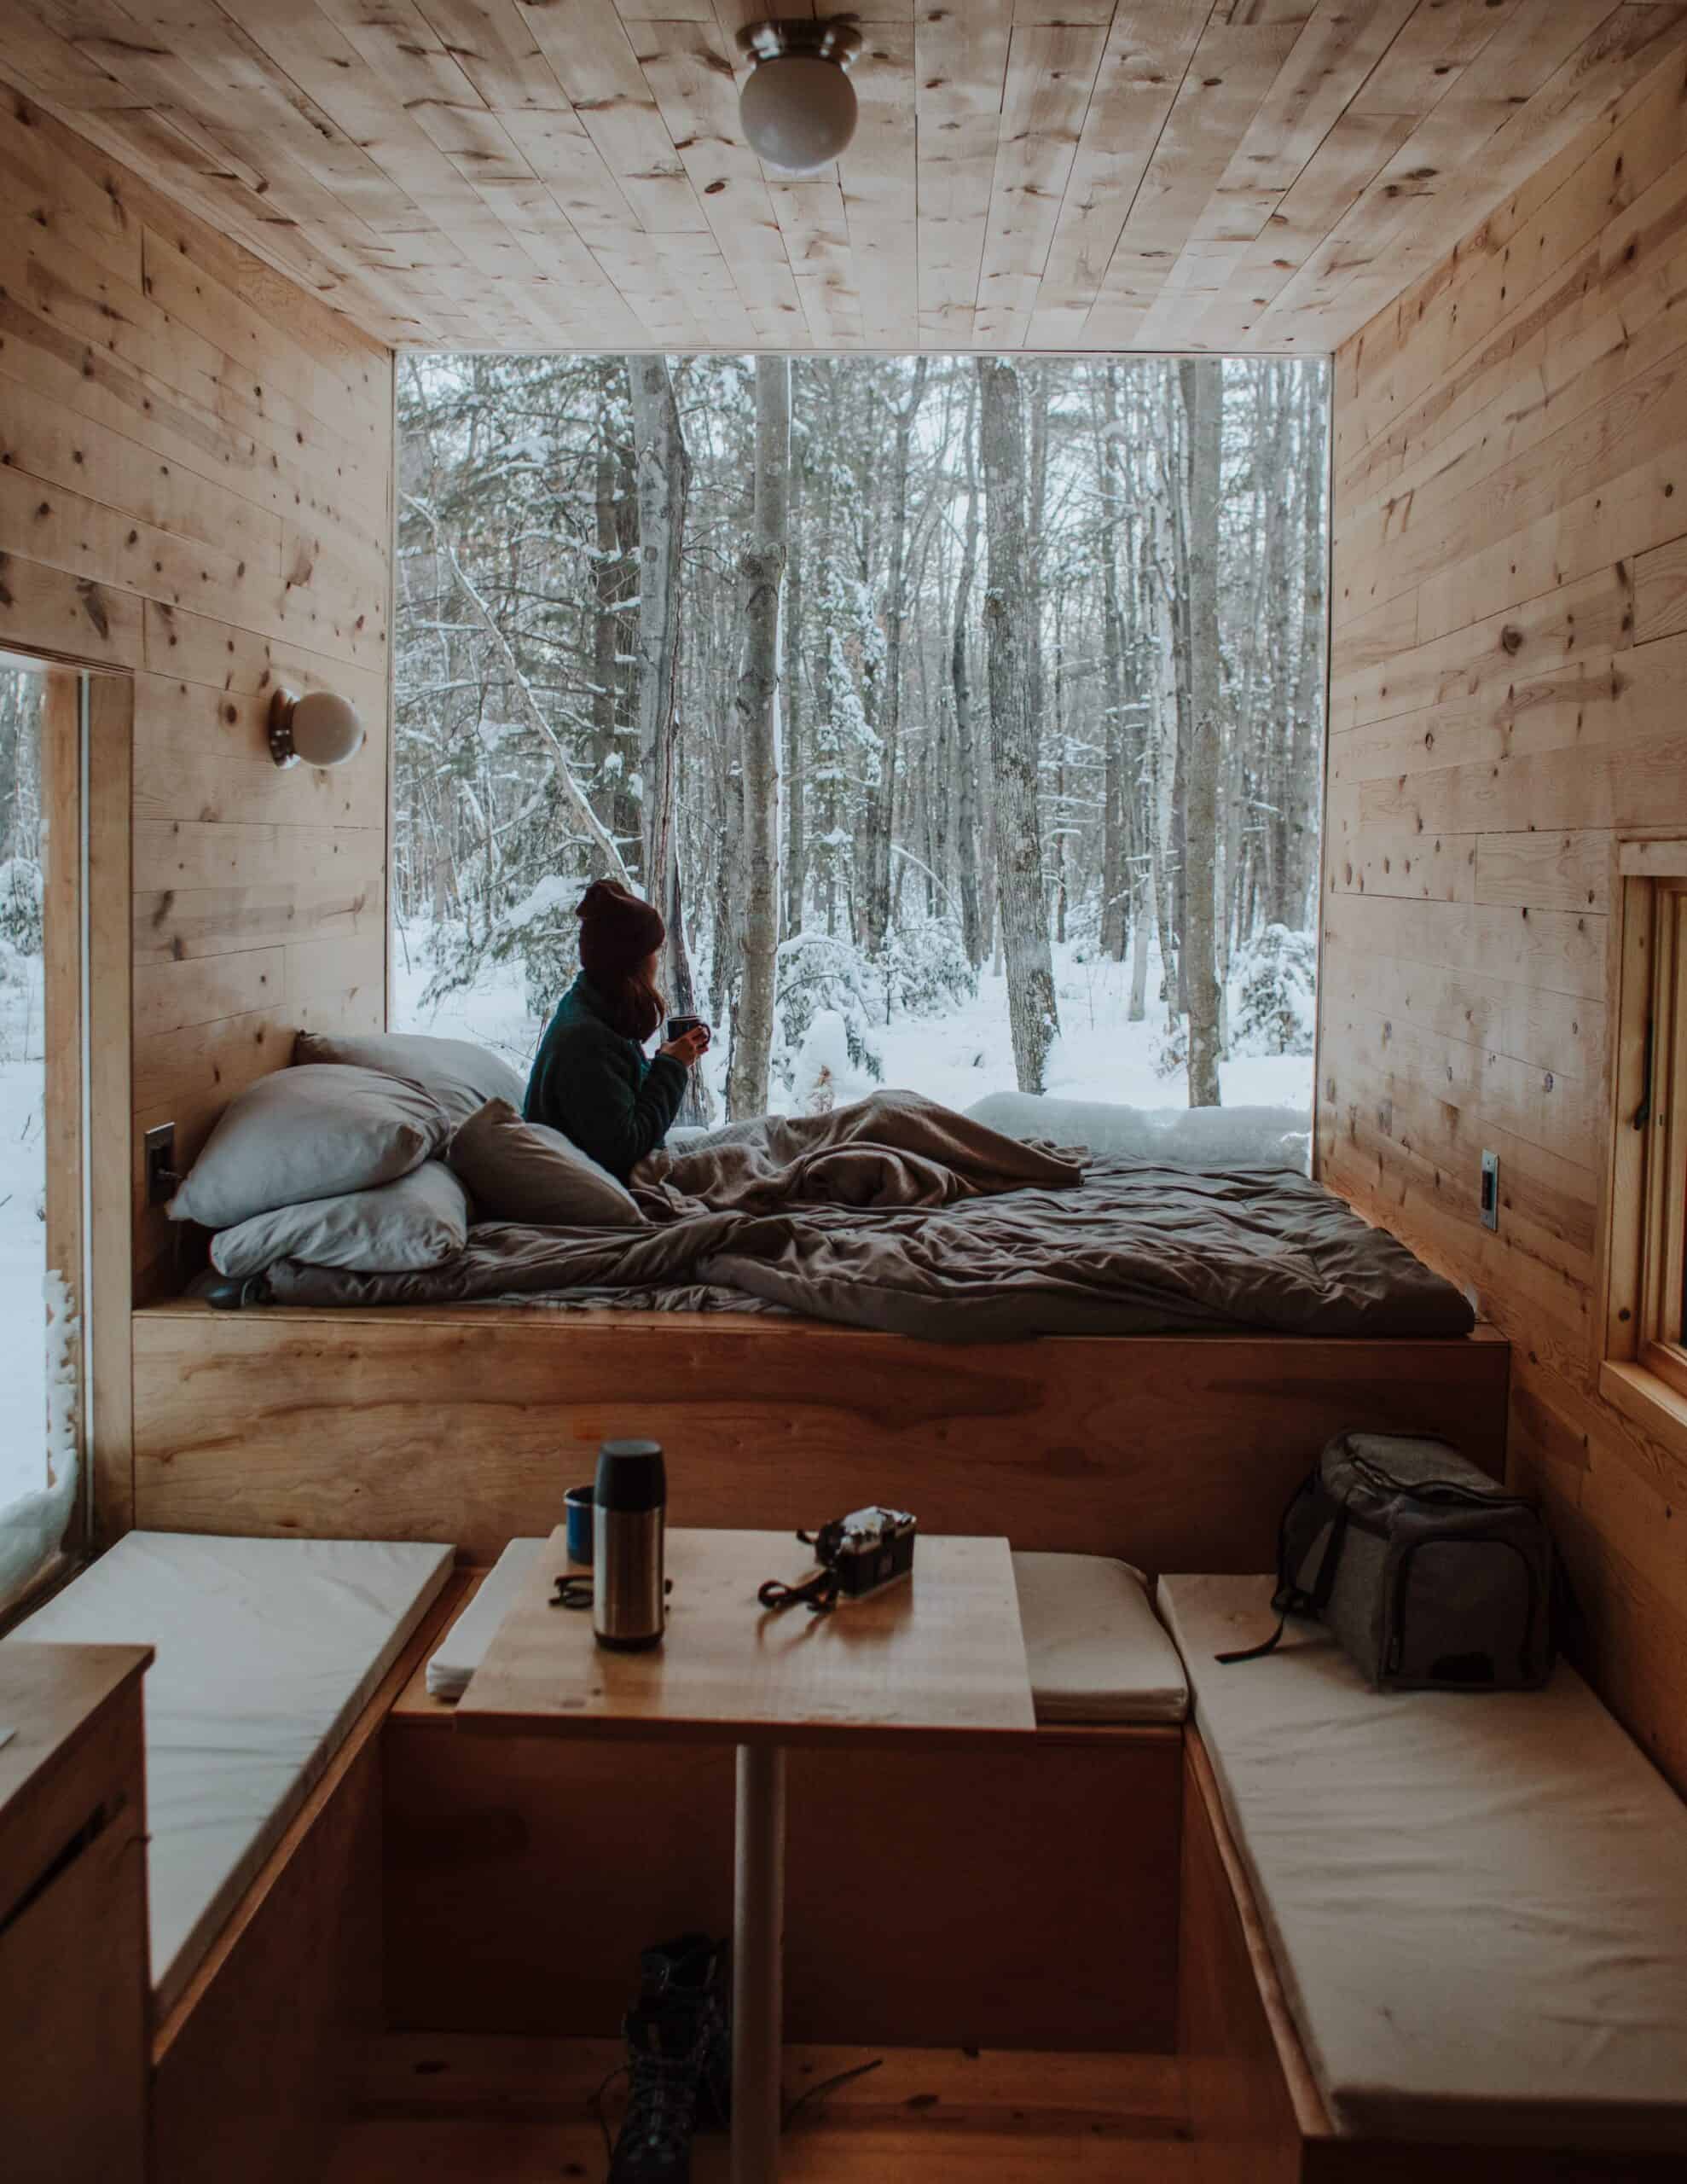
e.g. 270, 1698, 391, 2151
456, 1527, 1037, 2184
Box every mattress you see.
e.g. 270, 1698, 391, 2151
1160, 1573, 1687, 2150
11, 1531, 454, 2013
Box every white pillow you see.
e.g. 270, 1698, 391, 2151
168, 1065, 449, 1229
211, 1161, 471, 1278
448, 1099, 644, 1228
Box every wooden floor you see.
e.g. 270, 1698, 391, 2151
319, 2036, 1226, 2183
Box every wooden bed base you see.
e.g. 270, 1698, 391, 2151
130, 1304, 1509, 1568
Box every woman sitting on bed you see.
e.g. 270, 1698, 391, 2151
523, 878, 710, 1180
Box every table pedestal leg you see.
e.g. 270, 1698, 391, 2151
731, 1741, 786, 2184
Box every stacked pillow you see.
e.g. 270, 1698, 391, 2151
167, 1057, 468, 1278
167, 1031, 647, 1278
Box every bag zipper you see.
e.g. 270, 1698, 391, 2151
1350, 1450, 1532, 1510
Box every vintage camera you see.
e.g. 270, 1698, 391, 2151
758, 1506, 918, 1614
809, 1507, 918, 1599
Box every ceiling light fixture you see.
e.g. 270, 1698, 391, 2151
736, 15, 862, 176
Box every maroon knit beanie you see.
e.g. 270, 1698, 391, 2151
577, 877, 665, 988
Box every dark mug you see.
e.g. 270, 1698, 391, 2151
667, 1014, 707, 1045
565, 1483, 594, 1565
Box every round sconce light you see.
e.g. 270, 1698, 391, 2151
268, 687, 365, 770
737, 16, 862, 175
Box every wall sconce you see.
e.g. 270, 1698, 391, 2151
268, 687, 364, 770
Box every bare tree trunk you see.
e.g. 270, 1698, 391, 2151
951, 398, 985, 968
1180, 358, 1223, 1109
1286, 372, 1327, 927
977, 358, 1058, 1094
728, 357, 789, 1120
628, 353, 690, 933
783, 411, 805, 938
1145, 502, 1179, 1017
1099, 365, 1128, 961
627, 354, 710, 1121
863, 358, 927, 956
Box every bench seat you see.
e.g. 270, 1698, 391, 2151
428, 1539, 1188, 1726
1159, 1572, 1687, 2154
11, 1532, 453, 2014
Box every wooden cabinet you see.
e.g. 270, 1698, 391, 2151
0, 1641, 151, 2184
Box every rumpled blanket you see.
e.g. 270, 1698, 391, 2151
263, 1092, 1474, 1345
631, 1089, 1085, 1215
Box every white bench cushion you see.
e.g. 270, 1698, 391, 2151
1159, 1572, 1687, 2151
1011, 1552, 1187, 1723
13, 1531, 453, 2014
430, 1541, 1187, 1725
426, 1538, 544, 1699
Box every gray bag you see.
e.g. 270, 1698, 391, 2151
1220, 1431, 1556, 1690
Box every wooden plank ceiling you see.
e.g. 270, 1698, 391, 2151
2, 1, 1685, 354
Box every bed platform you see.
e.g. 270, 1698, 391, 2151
130, 1302, 1510, 1567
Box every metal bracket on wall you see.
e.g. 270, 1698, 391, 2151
143, 1123, 177, 1208
1480, 1149, 1499, 1233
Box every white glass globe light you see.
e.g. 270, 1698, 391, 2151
740, 54, 857, 173
737, 19, 862, 176
268, 687, 365, 770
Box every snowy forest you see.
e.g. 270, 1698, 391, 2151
394, 353, 1328, 1125
0, 668, 51, 1512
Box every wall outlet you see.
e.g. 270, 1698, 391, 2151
144, 1123, 177, 1208
1480, 1149, 1500, 1233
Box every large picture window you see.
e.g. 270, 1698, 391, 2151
392, 354, 1327, 1140
0, 662, 84, 1601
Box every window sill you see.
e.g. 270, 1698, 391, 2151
1598, 1358, 1687, 1467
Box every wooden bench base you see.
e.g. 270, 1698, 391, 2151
149, 1577, 467, 2184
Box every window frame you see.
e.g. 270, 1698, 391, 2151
1599, 839, 1687, 1452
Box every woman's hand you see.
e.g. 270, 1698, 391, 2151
658, 1025, 710, 1068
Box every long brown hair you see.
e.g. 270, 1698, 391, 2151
577, 878, 666, 1043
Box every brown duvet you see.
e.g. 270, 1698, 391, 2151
261, 1093, 1473, 1345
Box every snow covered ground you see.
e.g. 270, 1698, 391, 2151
0, 965, 49, 1516
393, 922, 1313, 1129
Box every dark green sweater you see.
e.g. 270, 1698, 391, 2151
523, 975, 686, 1181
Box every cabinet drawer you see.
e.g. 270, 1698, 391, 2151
0, 1788, 148, 2183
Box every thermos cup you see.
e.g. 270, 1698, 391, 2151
593, 1439, 667, 1652
564, 1484, 594, 1565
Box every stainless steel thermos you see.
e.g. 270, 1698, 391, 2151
593, 1438, 666, 1651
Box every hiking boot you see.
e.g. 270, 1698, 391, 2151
607, 1934, 731, 2181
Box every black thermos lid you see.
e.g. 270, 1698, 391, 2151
596, 1439, 666, 1513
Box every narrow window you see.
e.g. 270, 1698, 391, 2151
1601, 846, 1687, 1445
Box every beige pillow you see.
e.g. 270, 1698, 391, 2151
294, 1029, 525, 1126
449, 1099, 645, 1228
212, 1161, 471, 1279
168, 1064, 449, 1230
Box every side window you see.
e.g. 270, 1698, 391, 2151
1603, 850, 1687, 1439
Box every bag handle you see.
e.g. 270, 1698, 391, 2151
1215, 1509, 1348, 1665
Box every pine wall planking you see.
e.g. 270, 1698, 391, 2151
1321, 42, 1687, 1794
0, 90, 393, 1318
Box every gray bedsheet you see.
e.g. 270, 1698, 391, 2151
263, 1093, 1473, 1345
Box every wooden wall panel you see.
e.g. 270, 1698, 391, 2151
0, 90, 392, 1530
1320, 39, 1687, 1796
